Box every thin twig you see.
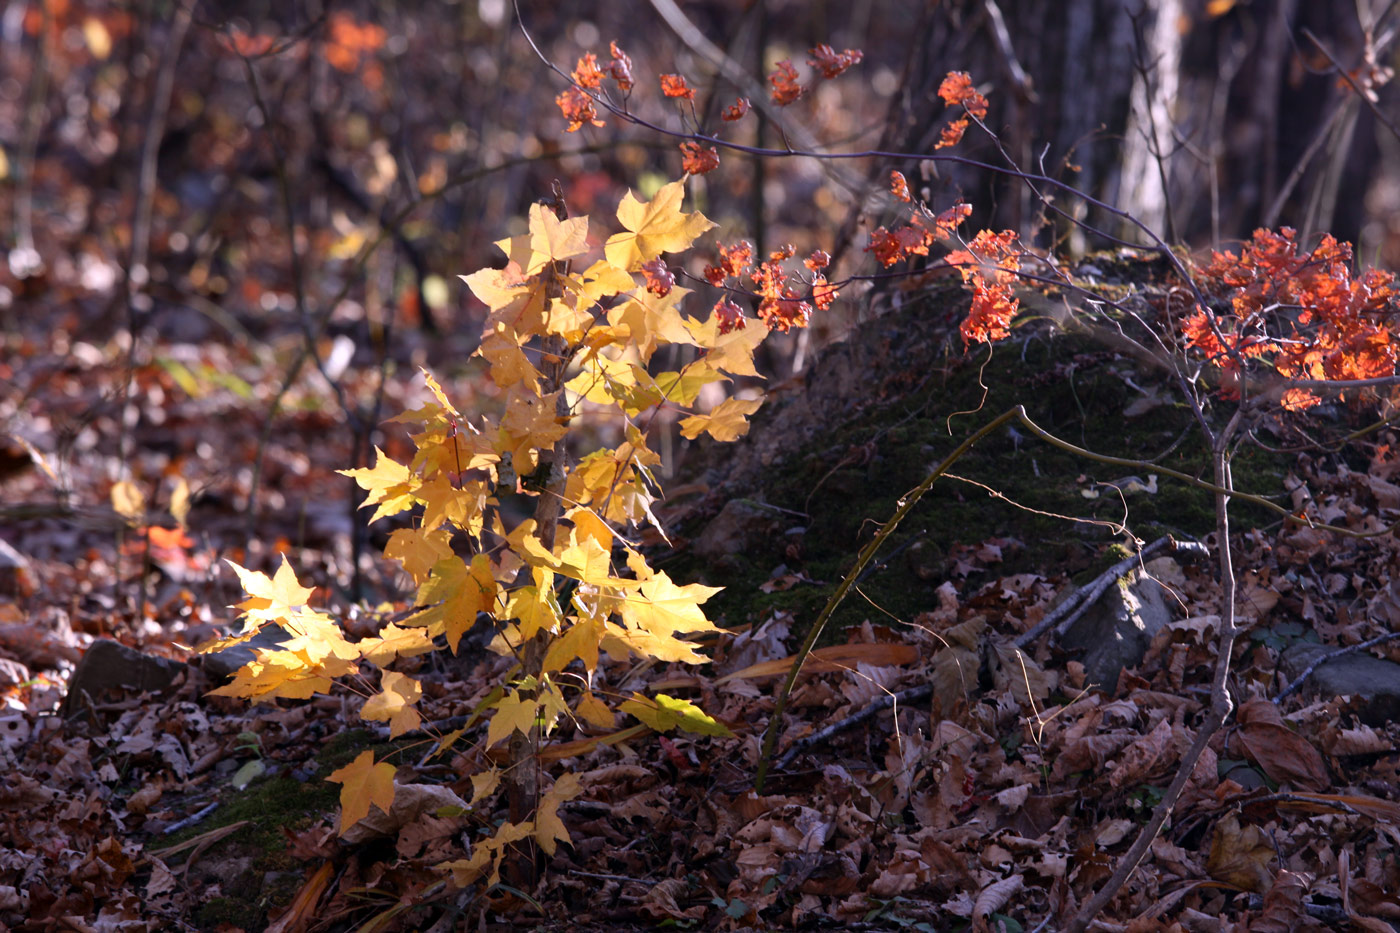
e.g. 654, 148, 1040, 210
773, 684, 932, 772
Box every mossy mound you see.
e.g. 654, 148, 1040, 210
669, 262, 1291, 639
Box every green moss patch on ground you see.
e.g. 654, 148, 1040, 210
670, 272, 1294, 642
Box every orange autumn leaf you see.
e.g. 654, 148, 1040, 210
679, 141, 719, 176
721, 97, 751, 121
659, 73, 695, 100
768, 60, 803, 105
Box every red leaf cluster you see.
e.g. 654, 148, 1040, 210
721, 97, 751, 121
935, 71, 989, 149
866, 202, 968, 269
1184, 227, 1399, 408
660, 74, 696, 100
889, 170, 912, 203
807, 44, 863, 79
945, 229, 1024, 345
679, 141, 720, 175
641, 258, 674, 297
768, 60, 804, 106
712, 297, 746, 334
704, 240, 754, 286
556, 86, 603, 133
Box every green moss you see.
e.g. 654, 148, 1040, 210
196, 896, 260, 931
672, 286, 1293, 644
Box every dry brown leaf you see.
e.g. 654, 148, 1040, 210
1234, 699, 1329, 791
1206, 813, 1274, 892
713, 642, 919, 684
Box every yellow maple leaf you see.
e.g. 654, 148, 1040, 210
542, 615, 603, 673
227, 557, 316, 627
384, 526, 454, 584
621, 692, 733, 736
326, 750, 397, 834
498, 389, 568, 473
534, 772, 583, 855
479, 321, 542, 392
574, 690, 615, 729
361, 670, 423, 737
609, 572, 722, 662
410, 553, 498, 652
525, 204, 590, 276
576, 258, 637, 312
607, 287, 697, 363
486, 690, 540, 748
604, 179, 716, 272
357, 622, 438, 666
506, 566, 562, 641
685, 312, 767, 377
415, 475, 487, 537
340, 448, 418, 524
679, 395, 764, 442
207, 646, 354, 703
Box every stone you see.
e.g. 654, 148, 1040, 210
1060, 569, 1176, 693
0, 539, 35, 598
691, 498, 788, 563
197, 625, 293, 681
1280, 642, 1400, 726
60, 639, 185, 718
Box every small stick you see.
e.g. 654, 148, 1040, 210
773, 683, 933, 771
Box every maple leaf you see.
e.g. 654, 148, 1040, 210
574, 691, 615, 728
498, 389, 568, 473
606, 41, 633, 91
410, 553, 498, 652
721, 97, 751, 121
534, 773, 582, 855
571, 52, 603, 89
606, 285, 697, 363
659, 74, 695, 99
612, 572, 721, 662
487, 690, 541, 748
640, 257, 675, 296
542, 615, 603, 673
326, 750, 397, 834
686, 309, 766, 375
621, 692, 733, 736
504, 566, 562, 641
556, 86, 603, 132
384, 526, 454, 585
679, 141, 719, 176
768, 60, 803, 105
604, 179, 716, 272
340, 448, 418, 524
524, 202, 590, 276
679, 395, 763, 442
357, 622, 438, 667
807, 44, 863, 79
361, 671, 423, 737
890, 170, 912, 203
227, 557, 316, 628
478, 322, 542, 392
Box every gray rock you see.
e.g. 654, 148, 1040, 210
1280, 642, 1400, 726
1061, 570, 1176, 693
198, 625, 293, 681
0, 538, 34, 598
692, 498, 788, 562
60, 639, 185, 718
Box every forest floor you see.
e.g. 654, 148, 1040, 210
4, 256, 1400, 932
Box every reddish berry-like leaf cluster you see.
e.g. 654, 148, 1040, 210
679, 141, 720, 175
713, 298, 746, 334
807, 44, 864, 79
890, 170, 912, 203
557, 86, 603, 132
945, 229, 1024, 345
660, 74, 696, 100
722, 97, 751, 121
768, 60, 804, 105
704, 240, 754, 287
641, 258, 675, 297
1183, 227, 1399, 409
936, 71, 989, 149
